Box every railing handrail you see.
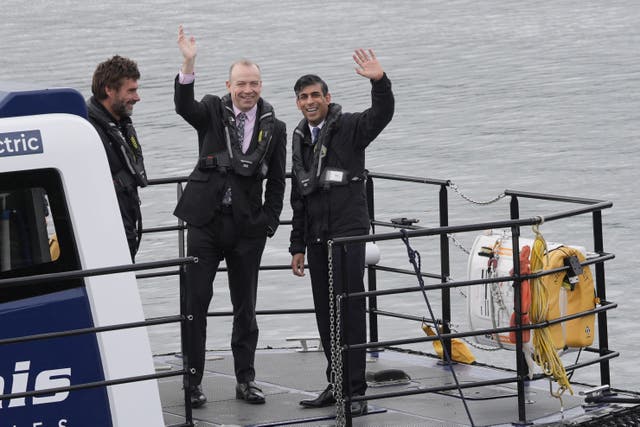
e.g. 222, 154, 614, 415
0, 257, 196, 288
0, 171, 615, 426
333, 201, 612, 245
146, 172, 610, 205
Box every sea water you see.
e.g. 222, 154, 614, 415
2, 0, 638, 391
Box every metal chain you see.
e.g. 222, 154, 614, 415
450, 232, 511, 351
448, 233, 470, 255
447, 184, 506, 319
487, 239, 508, 313
486, 236, 508, 350
449, 324, 504, 352
449, 181, 506, 205
490, 282, 508, 314
445, 232, 470, 299
327, 241, 345, 425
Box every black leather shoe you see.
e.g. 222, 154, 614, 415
188, 385, 207, 408
236, 381, 265, 404
350, 399, 368, 416
300, 384, 336, 408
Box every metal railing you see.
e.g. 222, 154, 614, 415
330, 171, 616, 426
142, 172, 618, 426
143, 172, 617, 426
0, 257, 197, 427
0, 172, 615, 427
144, 173, 618, 426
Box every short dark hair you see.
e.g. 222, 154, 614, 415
294, 74, 329, 97
91, 55, 140, 100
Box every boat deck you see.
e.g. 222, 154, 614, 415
156, 346, 638, 427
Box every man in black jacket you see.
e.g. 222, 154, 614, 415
174, 26, 286, 408
87, 55, 148, 262
289, 49, 394, 416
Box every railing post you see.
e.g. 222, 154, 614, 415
592, 210, 611, 386
340, 243, 353, 427
366, 174, 378, 344
510, 196, 528, 424
179, 253, 193, 425
176, 181, 195, 425
438, 185, 452, 360
177, 183, 185, 258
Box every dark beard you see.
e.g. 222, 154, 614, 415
112, 99, 133, 118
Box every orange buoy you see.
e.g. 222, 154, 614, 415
509, 245, 531, 343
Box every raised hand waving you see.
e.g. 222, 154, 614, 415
353, 48, 384, 81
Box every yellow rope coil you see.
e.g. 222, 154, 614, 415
529, 225, 573, 396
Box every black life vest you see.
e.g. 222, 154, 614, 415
199, 95, 275, 179
291, 104, 342, 196
87, 98, 148, 190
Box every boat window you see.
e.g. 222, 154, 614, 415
0, 169, 82, 302
0, 187, 57, 270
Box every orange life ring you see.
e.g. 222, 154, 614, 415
509, 245, 531, 343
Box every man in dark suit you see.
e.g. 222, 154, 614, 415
174, 25, 286, 408
289, 49, 394, 416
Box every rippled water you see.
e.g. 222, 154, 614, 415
3, 0, 639, 391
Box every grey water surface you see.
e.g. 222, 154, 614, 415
3, 0, 639, 391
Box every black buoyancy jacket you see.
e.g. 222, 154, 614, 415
290, 104, 369, 248
87, 97, 148, 192
173, 80, 286, 235
291, 104, 342, 196
289, 73, 394, 254
198, 94, 275, 178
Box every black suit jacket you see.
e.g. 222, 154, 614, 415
173, 76, 286, 237
289, 74, 394, 253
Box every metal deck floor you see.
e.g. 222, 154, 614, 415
157, 347, 619, 427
